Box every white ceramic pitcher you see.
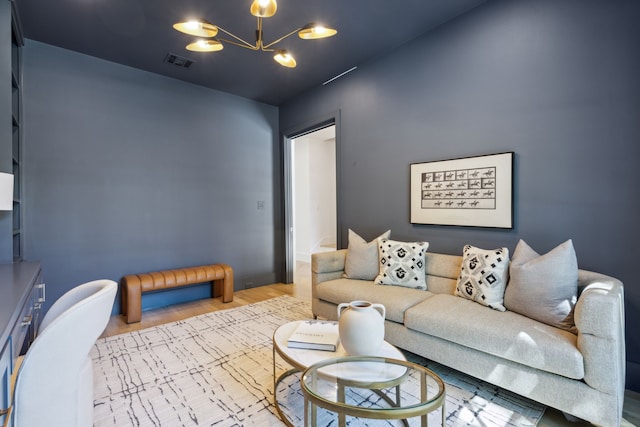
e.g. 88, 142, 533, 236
337, 301, 386, 355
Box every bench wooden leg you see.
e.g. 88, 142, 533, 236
122, 278, 142, 324
211, 264, 234, 302
221, 264, 234, 303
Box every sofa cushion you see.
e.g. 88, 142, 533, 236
343, 229, 391, 280
505, 239, 578, 333
375, 239, 429, 289
423, 253, 462, 295
455, 245, 510, 311
404, 294, 584, 380
315, 278, 434, 323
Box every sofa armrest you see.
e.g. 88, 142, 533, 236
574, 270, 625, 407
311, 249, 347, 287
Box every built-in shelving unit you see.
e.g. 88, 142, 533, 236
10, 1, 23, 262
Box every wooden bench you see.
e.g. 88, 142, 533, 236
121, 264, 233, 323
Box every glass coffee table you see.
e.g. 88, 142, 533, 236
273, 320, 406, 426
301, 356, 445, 427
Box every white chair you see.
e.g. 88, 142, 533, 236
13, 279, 117, 427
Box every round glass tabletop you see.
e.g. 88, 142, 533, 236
301, 356, 445, 426
273, 320, 405, 371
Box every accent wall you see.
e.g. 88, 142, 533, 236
22, 40, 280, 315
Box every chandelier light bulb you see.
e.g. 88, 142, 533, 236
298, 23, 337, 40
250, 0, 277, 18
173, 20, 218, 37
186, 39, 224, 52
274, 50, 296, 68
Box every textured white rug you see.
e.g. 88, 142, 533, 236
91, 295, 545, 426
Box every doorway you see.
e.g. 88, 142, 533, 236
285, 123, 338, 289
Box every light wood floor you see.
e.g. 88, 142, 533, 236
103, 262, 639, 427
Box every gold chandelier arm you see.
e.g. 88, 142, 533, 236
218, 38, 259, 50
216, 25, 258, 50
262, 26, 303, 50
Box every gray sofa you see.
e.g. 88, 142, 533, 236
311, 248, 625, 427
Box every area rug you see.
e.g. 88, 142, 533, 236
91, 295, 545, 426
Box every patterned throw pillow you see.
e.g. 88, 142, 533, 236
343, 229, 391, 280
375, 239, 429, 289
455, 244, 510, 311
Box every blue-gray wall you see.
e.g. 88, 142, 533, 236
22, 40, 280, 314
280, 0, 640, 391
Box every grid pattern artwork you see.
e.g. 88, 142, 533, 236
421, 167, 497, 210
410, 152, 513, 228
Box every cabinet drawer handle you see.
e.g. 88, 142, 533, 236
37, 282, 46, 303
22, 314, 32, 326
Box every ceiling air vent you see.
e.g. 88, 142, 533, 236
164, 53, 194, 69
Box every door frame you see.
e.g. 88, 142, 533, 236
281, 111, 342, 284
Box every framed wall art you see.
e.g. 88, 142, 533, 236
410, 152, 514, 228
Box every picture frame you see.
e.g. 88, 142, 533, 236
410, 152, 514, 228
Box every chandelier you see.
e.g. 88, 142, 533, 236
173, 0, 337, 68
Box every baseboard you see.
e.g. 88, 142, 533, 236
296, 252, 311, 263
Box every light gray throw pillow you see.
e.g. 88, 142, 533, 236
504, 239, 578, 333
343, 229, 391, 280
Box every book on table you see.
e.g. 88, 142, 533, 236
287, 320, 340, 351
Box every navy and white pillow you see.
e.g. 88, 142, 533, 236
455, 244, 510, 311
375, 239, 429, 289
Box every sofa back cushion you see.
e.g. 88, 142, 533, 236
423, 253, 462, 295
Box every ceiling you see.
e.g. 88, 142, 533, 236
15, 0, 488, 106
